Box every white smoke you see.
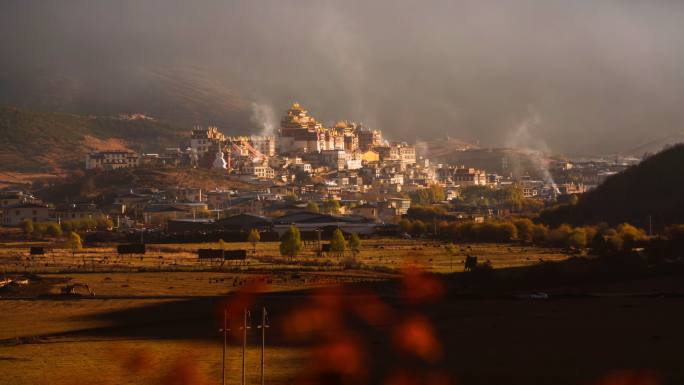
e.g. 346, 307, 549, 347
250, 102, 277, 136
506, 106, 559, 192
414, 140, 429, 159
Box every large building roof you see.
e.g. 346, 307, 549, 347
215, 213, 272, 227
273, 211, 371, 225
143, 205, 187, 213
2, 203, 48, 210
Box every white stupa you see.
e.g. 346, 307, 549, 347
212, 147, 227, 169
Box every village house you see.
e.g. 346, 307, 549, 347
290, 162, 312, 174
85, 150, 140, 170
176, 188, 203, 202
243, 165, 275, 179
387, 197, 412, 215
445, 186, 461, 201
53, 203, 106, 222
351, 203, 379, 220
142, 205, 189, 227
320, 149, 347, 170
205, 190, 235, 210
1, 203, 50, 226
0, 191, 33, 207
453, 167, 487, 186
114, 192, 153, 218
172, 202, 209, 218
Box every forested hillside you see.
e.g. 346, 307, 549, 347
0, 106, 186, 172
540, 144, 684, 228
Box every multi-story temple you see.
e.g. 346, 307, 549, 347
190, 125, 275, 169
278, 102, 384, 154
279, 103, 326, 153
186, 102, 412, 174
190, 126, 225, 157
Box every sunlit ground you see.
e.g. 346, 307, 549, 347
0, 241, 680, 385
0, 239, 570, 274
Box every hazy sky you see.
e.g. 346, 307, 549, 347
2, 0, 684, 154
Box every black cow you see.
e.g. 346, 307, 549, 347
30, 246, 45, 255
464, 255, 478, 271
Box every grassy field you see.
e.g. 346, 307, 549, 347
3, 239, 683, 385
2, 289, 684, 385
0, 313, 306, 385
0, 238, 570, 275
0, 239, 570, 385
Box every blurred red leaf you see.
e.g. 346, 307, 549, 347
401, 268, 445, 304
593, 370, 660, 385
393, 315, 442, 362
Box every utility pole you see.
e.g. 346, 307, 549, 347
242, 309, 251, 385
649, 215, 653, 236
219, 309, 230, 385
316, 228, 322, 256
257, 307, 270, 385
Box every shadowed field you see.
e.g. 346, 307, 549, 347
1, 243, 684, 384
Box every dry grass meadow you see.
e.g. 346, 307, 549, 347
3, 239, 684, 385
0, 238, 571, 385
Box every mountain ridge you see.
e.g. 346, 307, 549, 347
0, 106, 187, 172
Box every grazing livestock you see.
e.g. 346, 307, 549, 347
464, 255, 478, 271
29, 247, 45, 255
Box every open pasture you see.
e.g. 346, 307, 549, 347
0, 238, 570, 275
0, 239, 582, 385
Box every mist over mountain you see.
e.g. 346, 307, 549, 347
2, 1, 684, 155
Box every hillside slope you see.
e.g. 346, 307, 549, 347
35, 168, 254, 204
622, 133, 684, 157
539, 144, 684, 228
0, 106, 186, 172
419, 142, 557, 179
0, 66, 252, 131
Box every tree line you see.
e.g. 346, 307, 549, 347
20, 218, 114, 238
409, 184, 545, 214
398, 216, 656, 255
278, 226, 361, 260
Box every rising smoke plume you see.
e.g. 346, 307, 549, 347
506, 106, 558, 189
250, 102, 278, 137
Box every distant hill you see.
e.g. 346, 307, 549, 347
415, 137, 478, 159
34, 168, 253, 204
539, 144, 684, 228
418, 139, 557, 179
0, 66, 252, 131
0, 106, 186, 172
622, 132, 684, 157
